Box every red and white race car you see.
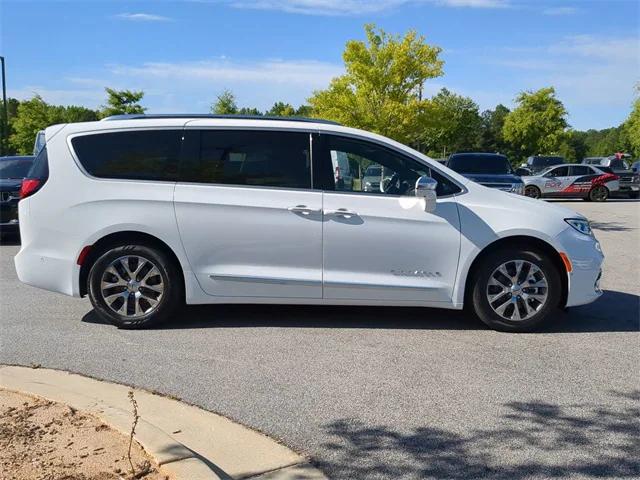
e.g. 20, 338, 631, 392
522, 164, 619, 202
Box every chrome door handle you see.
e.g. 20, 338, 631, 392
287, 205, 320, 215
324, 208, 358, 218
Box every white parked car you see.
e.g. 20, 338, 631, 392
521, 164, 620, 201
15, 115, 604, 332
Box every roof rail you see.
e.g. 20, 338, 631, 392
100, 114, 341, 125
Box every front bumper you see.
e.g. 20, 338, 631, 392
554, 226, 604, 307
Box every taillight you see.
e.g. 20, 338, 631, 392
20, 178, 42, 199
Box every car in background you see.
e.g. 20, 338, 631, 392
330, 150, 354, 191
446, 152, 524, 195
631, 160, 640, 174
581, 156, 638, 198
0, 155, 35, 235
522, 164, 619, 202
523, 155, 565, 174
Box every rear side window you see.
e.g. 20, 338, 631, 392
180, 130, 311, 189
570, 165, 593, 176
71, 130, 181, 181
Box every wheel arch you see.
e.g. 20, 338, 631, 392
461, 235, 569, 309
79, 230, 186, 298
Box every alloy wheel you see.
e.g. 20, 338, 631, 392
524, 186, 540, 199
486, 260, 548, 321
100, 255, 164, 317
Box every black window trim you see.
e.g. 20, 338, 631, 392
67, 127, 185, 185
67, 126, 466, 197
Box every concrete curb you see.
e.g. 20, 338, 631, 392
0, 365, 327, 480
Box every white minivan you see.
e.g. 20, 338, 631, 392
15, 115, 604, 332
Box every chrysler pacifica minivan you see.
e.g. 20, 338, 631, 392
15, 115, 604, 332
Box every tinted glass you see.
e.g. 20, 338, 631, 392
181, 130, 311, 189
547, 166, 569, 177
28, 147, 49, 179
323, 135, 461, 197
569, 165, 592, 176
0, 157, 34, 178
610, 159, 626, 170
71, 130, 181, 181
447, 154, 512, 174
596, 166, 613, 174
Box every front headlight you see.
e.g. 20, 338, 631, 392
565, 218, 593, 236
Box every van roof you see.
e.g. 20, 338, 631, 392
101, 114, 341, 126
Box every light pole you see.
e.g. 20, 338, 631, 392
0, 56, 7, 156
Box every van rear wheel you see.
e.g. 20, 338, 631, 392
470, 247, 562, 332
88, 244, 182, 329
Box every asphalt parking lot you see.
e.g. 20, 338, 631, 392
1, 199, 639, 480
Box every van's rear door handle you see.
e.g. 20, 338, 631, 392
324, 208, 358, 218
287, 205, 320, 215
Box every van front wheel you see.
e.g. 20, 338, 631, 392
470, 248, 562, 332
88, 244, 182, 329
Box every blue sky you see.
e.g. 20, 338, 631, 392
1, 0, 638, 130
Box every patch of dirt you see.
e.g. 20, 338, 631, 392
0, 389, 169, 480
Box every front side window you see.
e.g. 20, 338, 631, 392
545, 166, 569, 177
180, 130, 311, 189
321, 135, 461, 197
71, 130, 181, 181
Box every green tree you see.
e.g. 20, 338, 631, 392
266, 101, 296, 117
295, 105, 313, 117
557, 130, 588, 163
479, 104, 510, 154
502, 87, 569, 161
237, 107, 263, 116
211, 89, 238, 115
9, 95, 52, 154
623, 91, 640, 157
100, 88, 146, 117
421, 88, 482, 157
308, 24, 443, 145
1, 97, 21, 155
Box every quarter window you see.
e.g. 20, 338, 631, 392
180, 130, 311, 189
71, 130, 181, 181
321, 135, 461, 197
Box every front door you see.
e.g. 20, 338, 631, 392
174, 127, 322, 298
317, 134, 462, 303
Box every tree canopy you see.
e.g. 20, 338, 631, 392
503, 87, 569, 159
308, 24, 443, 145
100, 88, 146, 117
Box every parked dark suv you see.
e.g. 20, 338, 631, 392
447, 153, 524, 195
0, 155, 35, 235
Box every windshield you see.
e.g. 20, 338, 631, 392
364, 166, 382, 176
448, 154, 512, 174
0, 157, 34, 179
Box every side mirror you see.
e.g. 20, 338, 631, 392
415, 175, 438, 213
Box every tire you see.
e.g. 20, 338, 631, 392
524, 185, 541, 199
88, 244, 182, 329
589, 185, 609, 202
470, 247, 562, 332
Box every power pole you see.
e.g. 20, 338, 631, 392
0, 56, 7, 156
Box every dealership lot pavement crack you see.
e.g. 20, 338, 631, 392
1, 201, 639, 479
